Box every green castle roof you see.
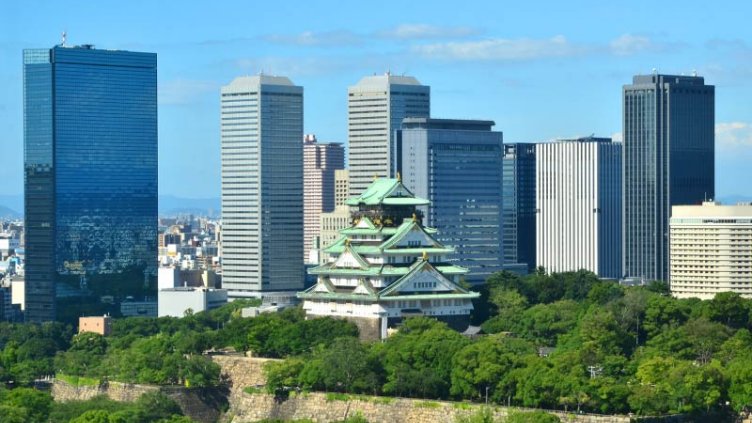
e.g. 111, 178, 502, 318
345, 178, 429, 206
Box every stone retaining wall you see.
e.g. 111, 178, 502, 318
225, 391, 633, 423
52, 380, 224, 423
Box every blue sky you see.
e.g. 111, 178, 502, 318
1, 0, 751, 199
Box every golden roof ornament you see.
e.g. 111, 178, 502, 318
345, 238, 351, 247
422, 251, 428, 261
412, 213, 417, 222
397, 171, 401, 182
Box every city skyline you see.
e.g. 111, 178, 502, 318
1, 1, 751, 200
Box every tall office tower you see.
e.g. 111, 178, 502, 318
221, 75, 304, 297
623, 74, 715, 283
303, 134, 345, 262
398, 118, 504, 284
670, 202, 752, 299
348, 73, 430, 196
334, 169, 350, 208
23, 44, 157, 322
536, 137, 622, 279
502, 143, 537, 273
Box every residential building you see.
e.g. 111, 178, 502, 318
220, 75, 304, 297
335, 169, 350, 208
670, 202, 752, 299
298, 178, 479, 340
623, 73, 715, 282
502, 143, 537, 273
536, 137, 622, 278
398, 118, 504, 284
303, 135, 345, 262
348, 73, 430, 196
23, 44, 158, 322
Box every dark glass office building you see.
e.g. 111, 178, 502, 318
397, 118, 504, 284
23, 45, 157, 322
623, 74, 714, 283
502, 143, 536, 273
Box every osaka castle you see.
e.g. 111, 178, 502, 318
298, 177, 479, 340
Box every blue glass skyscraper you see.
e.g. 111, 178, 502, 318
23, 44, 157, 322
397, 118, 504, 284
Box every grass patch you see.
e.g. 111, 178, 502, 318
415, 400, 441, 409
326, 392, 352, 402
453, 402, 473, 410
56, 373, 100, 387
243, 386, 264, 395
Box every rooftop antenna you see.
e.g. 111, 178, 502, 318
61, 31, 67, 47
692, 69, 697, 77
652, 67, 657, 75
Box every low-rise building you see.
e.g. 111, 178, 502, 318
158, 287, 228, 317
79, 315, 112, 336
670, 201, 752, 299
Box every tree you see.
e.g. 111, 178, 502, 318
1, 387, 53, 423
506, 411, 560, 423
300, 337, 380, 394
704, 291, 750, 329
450, 336, 534, 402
382, 318, 470, 398
265, 358, 305, 394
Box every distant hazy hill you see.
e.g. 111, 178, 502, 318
0, 195, 23, 217
0, 194, 220, 218
158, 195, 220, 217
0, 205, 21, 219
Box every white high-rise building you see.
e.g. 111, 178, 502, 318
220, 75, 304, 297
536, 137, 622, 278
670, 202, 752, 299
347, 73, 430, 196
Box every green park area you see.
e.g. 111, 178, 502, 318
2, 271, 752, 422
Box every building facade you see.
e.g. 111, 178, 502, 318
220, 75, 304, 297
502, 143, 537, 273
348, 73, 430, 196
319, 206, 351, 264
303, 135, 345, 262
536, 138, 622, 278
334, 169, 350, 208
23, 45, 158, 322
670, 202, 752, 299
299, 178, 478, 340
398, 118, 504, 284
623, 74, 715, 283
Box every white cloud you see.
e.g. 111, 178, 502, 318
380, 24, 478, 40
411, 35, 586, 61
609, 34, 653, 56
262, 30, 361, 47
159, 79, 218, 105
716, 122, 752, 149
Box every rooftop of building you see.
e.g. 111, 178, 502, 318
630, 73, 708, 86
401, 117, 495, 131
542, 136, 613, 144
222, 74, 298, 92
350, 72, 425, 89
672, 201, 752, 218
345, 178, 429, 207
